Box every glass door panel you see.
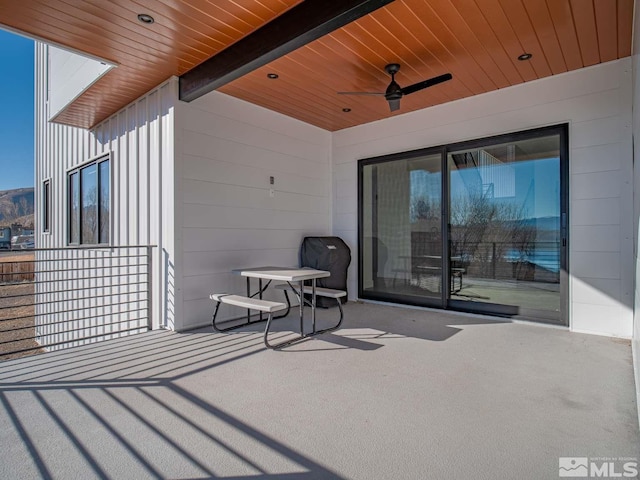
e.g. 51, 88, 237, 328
447, 134, 562, 321
361, 153, 443, 304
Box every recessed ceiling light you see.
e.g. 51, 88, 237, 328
342, 108, 351, 113
518, 52, 533, 61
267, 73, 279, 79
137, 13, 154, 24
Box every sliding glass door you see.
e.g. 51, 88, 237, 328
358, 125, 568, 325
447, 132, 565, 322
360, 151, 444, 307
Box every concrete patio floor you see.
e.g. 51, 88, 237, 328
0, 302, 638, 479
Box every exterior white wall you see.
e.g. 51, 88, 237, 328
173, 91, 332, 330
631, 0, 640, 429
333, 58, 634, 338
47, 46, 112, 121
35, 43, 176, 346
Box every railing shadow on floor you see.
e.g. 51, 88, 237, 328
0, 328, 345, 479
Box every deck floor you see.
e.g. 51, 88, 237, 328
0, 302, 637, 479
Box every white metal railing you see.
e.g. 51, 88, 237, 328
0, 245, 155, 360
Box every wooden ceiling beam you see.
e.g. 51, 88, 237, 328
178, 0, 395, 102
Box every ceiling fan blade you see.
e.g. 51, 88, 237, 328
337, 91, 385, 96
400, 73, 452, 96
388, 98, 400, 112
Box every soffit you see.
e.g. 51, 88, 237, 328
0, 0, 633, 131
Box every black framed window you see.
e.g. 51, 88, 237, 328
68, 156, 110, 245
42, 179, 50, 233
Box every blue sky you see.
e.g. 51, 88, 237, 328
0, 29, 34, 191
411, 157, 560, 219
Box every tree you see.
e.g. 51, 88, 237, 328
450, 191, 535, 278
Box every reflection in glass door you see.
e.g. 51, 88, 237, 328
447, 134, 563, 322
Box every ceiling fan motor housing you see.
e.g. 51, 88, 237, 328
385, 80, 403, 99
384, 63, 403, 100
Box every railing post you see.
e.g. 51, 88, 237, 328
147, 246, 153, 330
492, 242, 496, 279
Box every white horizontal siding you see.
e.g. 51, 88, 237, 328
34, 43, 176, 348
175, 92, 332, 330
332, 58, 634, 338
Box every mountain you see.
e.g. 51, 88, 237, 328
0, 188, 35, 227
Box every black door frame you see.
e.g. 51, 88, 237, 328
357, 124, 569, 326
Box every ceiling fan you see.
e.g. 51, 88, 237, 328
338, 63, 452, 112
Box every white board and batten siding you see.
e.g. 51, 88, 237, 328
35, 43, 176, 349
173, 92, 332, 329
332, 58, 634, 338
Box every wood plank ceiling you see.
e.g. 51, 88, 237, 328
0, 0, 634, 132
